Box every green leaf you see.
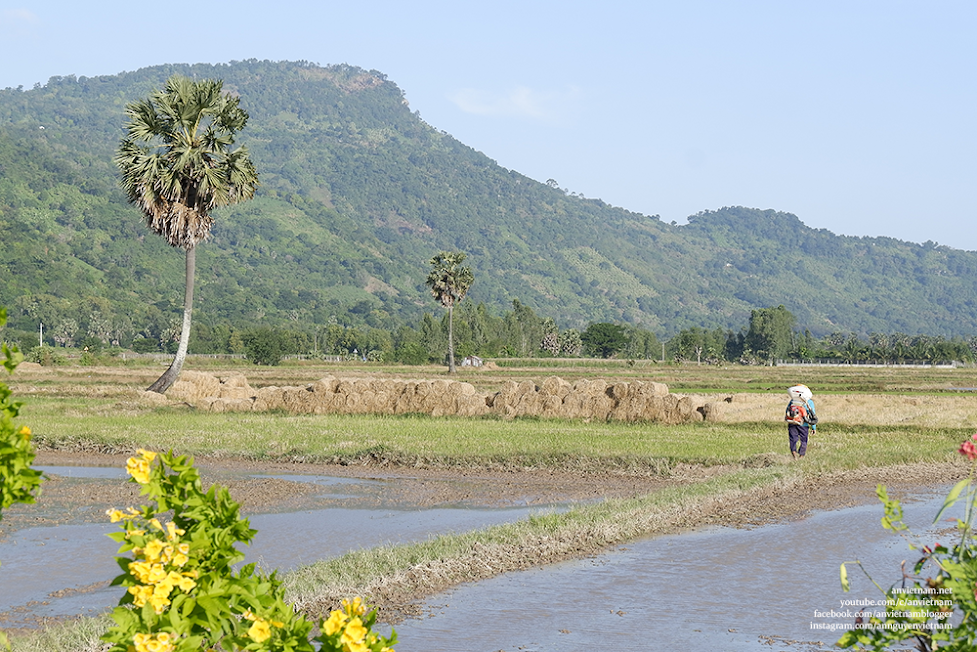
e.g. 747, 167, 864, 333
840, 563, 850, 592
933, 478, 970, 524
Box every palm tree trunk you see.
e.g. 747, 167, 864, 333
447, 303, 456, 373
148, 245, 195, 393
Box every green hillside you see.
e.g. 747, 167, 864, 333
1, 59, 975, 341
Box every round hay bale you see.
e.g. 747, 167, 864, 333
253, 386, 285, 411
222, 398, 254, 413
587, 379, 608, 397
498, 380, 519, 399
166, 370, 221, 404
539, 376, 567, 396
540, 394, 564, 418
608, 382, 630, 401
648, 382, 669, 396
311, 377, 339, 394
219, 373, 251, 389
199, 396, 220, 412
641, 395, 666, 422
414, 381, 432, 398
138, 390, 171, 406
219, 385, 253, 400
589, 395, 614, 420
698, 401, 724, 422
561, 393, 588, 419
352, 379, 372, 394
673, 395, 695, 423
282, 387, 314, 412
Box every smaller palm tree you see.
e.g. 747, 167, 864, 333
425, 252, 474, 373
116, 75, 258, 393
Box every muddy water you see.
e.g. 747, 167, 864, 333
1, 469, 960, 651
0, 470, 565, 627
389, 489, 958, 652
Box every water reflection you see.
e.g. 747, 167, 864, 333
0, 467, 564, 627
390, 489, 956, 652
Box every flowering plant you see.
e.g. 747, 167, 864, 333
315, 597, 395, 652
0, 307, 42, 518
838, 433, 977, 651
0, 307, 43, 651
103, 449, 396, 652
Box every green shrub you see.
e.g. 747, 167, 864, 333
0, 308, 43, 650
840, 434, 977, 650
103, 449, 397, 652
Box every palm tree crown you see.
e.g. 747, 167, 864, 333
115, 75, 258, 249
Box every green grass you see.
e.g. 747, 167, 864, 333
23, 396, 969, 473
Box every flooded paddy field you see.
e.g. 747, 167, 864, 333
391, 489, 957, 652
0, 450, 964, 651
0, 453, 668, 630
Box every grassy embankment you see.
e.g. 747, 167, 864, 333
7, 361, 977, 651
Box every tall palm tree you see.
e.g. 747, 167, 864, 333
425, 251, 474, 373
116, 76, 258, 393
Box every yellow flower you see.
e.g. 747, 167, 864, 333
128, 584, 153, 607
143, 539, 165, 561
136, 448, 157, 462
172, 543, 190, 567
126, 456, 152, 484
129, 560, 153, 582
152, 581, 174, 600
323, 610, 347, 635
134, 631, 173, 652
248, 619, 272, 643
341, 617, 368, 647
18, 426, 31, 439
165, 521, 185, 540
148, 593, 170, 614
125, 528, 145, 539
133, 632, 151, 650
106, 508, 126, 523
149, 518, 163, 531
342, 596, 365, 617
176, 574, 196, 592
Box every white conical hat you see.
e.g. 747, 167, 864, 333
788, 384, 813, 400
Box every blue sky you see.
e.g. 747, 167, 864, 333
2, 0, 975, 251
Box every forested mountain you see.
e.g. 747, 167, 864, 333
1, 59, 976, 343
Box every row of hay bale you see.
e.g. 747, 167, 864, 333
164, 371, 723, 423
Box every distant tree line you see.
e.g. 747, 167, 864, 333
668, 305, 975, 365
4, 297, 973, 367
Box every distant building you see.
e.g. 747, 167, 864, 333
461, 355, 483, 367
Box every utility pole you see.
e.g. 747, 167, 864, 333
39, 322, 43, 348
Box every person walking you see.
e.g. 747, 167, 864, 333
785, 384, 817, 459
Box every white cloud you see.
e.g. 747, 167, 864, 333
0, 7, 39, 39
1, 7, 38, 25
448, 85, 580, 121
